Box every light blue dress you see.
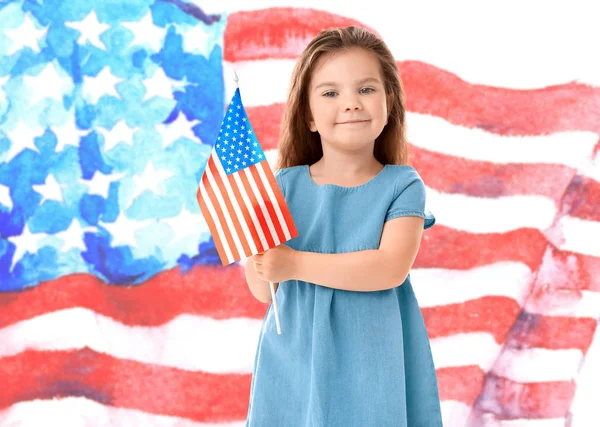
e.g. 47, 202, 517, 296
245, 164, 443, 427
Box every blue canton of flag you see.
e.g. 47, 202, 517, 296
216, 88, 265, 175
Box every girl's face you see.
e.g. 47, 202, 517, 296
307, 47, 389, 154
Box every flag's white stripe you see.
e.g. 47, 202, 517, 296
244, 167, 280, 246
0, 397, 245, 427
232, 172, 269, 252
548, 215, 600, 258
0, 308, 262, 374
213, 152, 258, 255
570, 323, 600, 427
257, 161, 292, 241
411, 262, 534, 308
205, 161, 247, 259
491, 347, 583, 383
199, 181, 234, 264
427, 187, 558, 233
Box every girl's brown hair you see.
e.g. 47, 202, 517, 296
275, 26, 408, 170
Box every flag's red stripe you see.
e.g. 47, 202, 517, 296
227, 172, 268, 254
196, 186, 229, 267
417, 226, 548, 272
423, 296, 522, 344
239, 166, 275, 249
208, 158, 252, 259
224, 9, 380, 62
475, 374, 576, 419
202, 161, 240, 263
0, 348, 251, 422
249, 163, 286, 244
262, 163, 299, 238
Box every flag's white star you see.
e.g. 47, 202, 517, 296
98, 211, 153, 248
0, 75, 9, 104
142, 67, 173, 102
130, 160, 174, 201
54, 217, 95, 252
4, 13, 48, 56
7, 223, 49, 271
82, 66, 123, 104
156, 111, 201, 148
51, 111, 88, 153
22, 61, 73, 106
0, 183, 12, 210
2, 121, 44, 163
121, 11, 167, 52
80, 170, 125, 199
32, 173, 63, 204
162, 204, 207, 248
65, 10, 110, 50
96, 120, 136, 151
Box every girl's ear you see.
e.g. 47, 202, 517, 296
307, 112, 317, 132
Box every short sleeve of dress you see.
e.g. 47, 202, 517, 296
274, 168, 287, 199
385, 167, 436, 230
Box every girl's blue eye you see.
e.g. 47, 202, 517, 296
360, 87, 375, 94
323, 91, 337, 98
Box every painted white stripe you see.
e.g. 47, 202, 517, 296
213, 149, 258, 255
199, 178, 234, 264
525, 289, 600, 319
476, 415, 567, 427
426, 186, 558, 233
0, 397, 245, 427
491, 347, 583, 383
570, 322, 600, 427
431, 333, 501, 372
214, 1, 600, 89
244, 166, 280, 246
205, 158, 247, 259
411, 262, 534, 308
0, 308, 262, 374
548, 215, 600, 258
440, 400, 472, 427
257, 161, 292, 241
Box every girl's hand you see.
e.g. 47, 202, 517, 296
252, 244, 299, 283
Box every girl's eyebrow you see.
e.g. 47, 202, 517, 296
313, 77, 382, 91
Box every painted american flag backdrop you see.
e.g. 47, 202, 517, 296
0, 0, 599, 426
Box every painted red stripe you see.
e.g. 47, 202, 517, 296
533, 245, 600, 293
507, 312, 598, 353
0, 348, 251, 422
560, 174, 600, 222
475, 374, 576, 419
239, 166, 275, 249
422, 296, 522, 344
437, 365, 485, 405
416, 226, 548, 272
224, 9, 380, 62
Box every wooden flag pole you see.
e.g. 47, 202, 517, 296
234, 69, 282, 336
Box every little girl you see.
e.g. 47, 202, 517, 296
244, 26, 443, 427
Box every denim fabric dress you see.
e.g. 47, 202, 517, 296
245, 164, 443, 427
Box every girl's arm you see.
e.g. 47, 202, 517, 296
293, 216, 425, 292
245, 259, 278, 303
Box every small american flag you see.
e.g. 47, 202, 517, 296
196, 87, 298, 266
